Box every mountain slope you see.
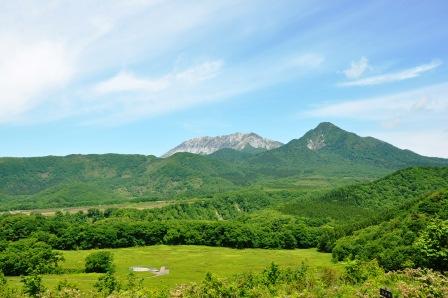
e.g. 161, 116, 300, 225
332, 188, 448, 270
279, 167, 448, 221
162, 132, 283, 157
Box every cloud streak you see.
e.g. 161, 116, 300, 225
305, 82, 448, 120
339, 60, 442, 87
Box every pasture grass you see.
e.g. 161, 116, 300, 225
7, 245, 338, 292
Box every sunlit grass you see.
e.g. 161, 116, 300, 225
7, 245, 338, 292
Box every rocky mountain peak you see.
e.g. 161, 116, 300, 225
162, 132, 283, 157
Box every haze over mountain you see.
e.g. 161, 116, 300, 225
162, 132, 283, 157
0, 122, 446, 210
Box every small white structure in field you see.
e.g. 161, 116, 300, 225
129, 266, 169, 276
157, 266, 169, 276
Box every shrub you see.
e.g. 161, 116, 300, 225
343, 259, 384, 284
94, 271, 120, 296
0, 239, 63, 276
84, 251, 114, 273
21, 273, 45, 298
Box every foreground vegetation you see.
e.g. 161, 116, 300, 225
2, 257, 447, 297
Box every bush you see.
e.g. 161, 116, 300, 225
84, 251, 114, 273
343, 259, 384, 284
0, 239, 63, 276
21, 273, 45, 297
95, 271, 120, 296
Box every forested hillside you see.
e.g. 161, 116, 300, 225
280, 167, 448, 221
333, 189, 448, 271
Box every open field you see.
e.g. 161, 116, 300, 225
6, 245, 338, 292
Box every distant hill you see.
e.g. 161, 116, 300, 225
0, 122, 447, 210
162, 132, 283, 157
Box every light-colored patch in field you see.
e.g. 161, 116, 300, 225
7, 245, 338, 292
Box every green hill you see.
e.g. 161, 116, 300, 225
279, 167, 448, 221
332, 189, 448, 271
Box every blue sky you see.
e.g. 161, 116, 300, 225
1, 0, 447, 157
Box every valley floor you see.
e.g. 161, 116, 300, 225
6, 245, 337, 292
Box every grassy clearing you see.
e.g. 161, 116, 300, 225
7, 245, 338, 292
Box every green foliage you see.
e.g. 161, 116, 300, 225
281, 167, 448, 221
84, 251, 114, 273
0, 271, 6, 286
21, 273, 45, 297
333, 189, 448, 271
343, 259, 384, 284
94, 271, 120, 296
168, 262, 448, 298
0, 238, 63, 275
415, 219, 448, 271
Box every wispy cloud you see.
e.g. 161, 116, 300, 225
0, 1, 325, 125
343, 56, 369, 79
85, 52, 323, 125
94, 61, 223, 95
339, 60, 442, 87
305, 82, 448, 120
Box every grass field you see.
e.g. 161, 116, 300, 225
7, 245, 338, 293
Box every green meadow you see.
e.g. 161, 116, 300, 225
7, 245, 337, 292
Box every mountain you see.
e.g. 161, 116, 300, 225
0, 122, 447, 210
246, 122, 448, 177
162, 132, 283, 157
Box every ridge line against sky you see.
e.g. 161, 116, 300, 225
0, 1, 447, 157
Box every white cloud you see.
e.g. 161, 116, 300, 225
304, 82, 448, 119
343, 56, 369, 79
93, 60, 223, 95
0, 38, 74, 122
94, 71, 170, 94
339, 60, 442, 86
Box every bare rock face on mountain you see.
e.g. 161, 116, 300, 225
162, 133, 283, 157
307, 133, 326, 151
